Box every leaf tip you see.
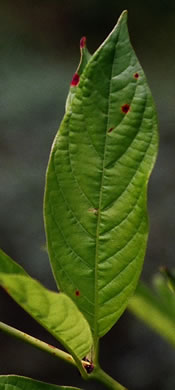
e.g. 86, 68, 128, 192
114, 10, 128, 35
80, 36, 86, 49
119, 9, 128, 22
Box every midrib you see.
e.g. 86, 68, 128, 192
93, 45, 117, 350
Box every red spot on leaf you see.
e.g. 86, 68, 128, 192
121, 104, 130, 114
134, 72, 139, 79
75, 289, 80, 297
71, 73, 80, 86
48, 344, 56, 349
80, 36, 86, 49
108, 127, 114, 133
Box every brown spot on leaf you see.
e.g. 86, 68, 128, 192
71, 73, 80, 86
134, 72, 139, 79
121, 104, 130, 114
88, 208, 98, 215
75, 289, 80, 297
108, 127, 114, 133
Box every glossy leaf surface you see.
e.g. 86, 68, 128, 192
0, 251, 92, 359
0, 376, 81, 390
44, 11, 158, 343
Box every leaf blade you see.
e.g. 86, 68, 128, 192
0, 376, 81, 390
44, 10, 158, 343
128, 281, 175, 348
0, 249, 27, 275
0, 252, 92, 360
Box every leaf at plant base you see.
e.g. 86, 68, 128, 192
128, 282, 175, 348
0, 252, 92, 360
44, 10, 158, 344
65, 36, 91, 112
0, 376, 82, 390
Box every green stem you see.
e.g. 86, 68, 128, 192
0, 321, 89, 380
0, 321, 89, 379
0, 321, 76, 368
89, 366, 127, 390
94, 337, 99, 365
0, 321, 127, 389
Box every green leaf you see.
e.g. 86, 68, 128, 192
159, 267, 175, 294
128, 281, 175, 348
153, 273, 175, 319
0, 252, 92, 360
44, 10, 158, 346
0, 376, 81, 390
0, 249, 27, 275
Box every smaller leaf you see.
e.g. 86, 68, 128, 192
0, 375, 82, 390
0, 251, 93, 360
0, 249, 27, 275
159, 267, 175, 294
128, 281, 175, 348
153, 273, 175, 318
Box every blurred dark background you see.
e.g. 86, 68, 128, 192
0, 1, 175, 389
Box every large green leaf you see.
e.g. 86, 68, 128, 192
44, 10, 158, 345
0, 251, 92, 360
0, 376, 81, 390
